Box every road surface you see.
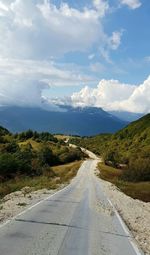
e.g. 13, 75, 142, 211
0, 159, 143, 255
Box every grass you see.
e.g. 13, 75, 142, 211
51, 161, 82, 183
18, 139, 42, 150
0, 161, 82, 199
98, 163, 150, 202
54, 135, 70, 140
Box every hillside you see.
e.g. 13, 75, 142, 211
0, 106, 127, 136
0, 127, 85, 198
70, 114, 150, 182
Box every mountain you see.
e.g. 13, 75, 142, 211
109, 111, 143, 122
0, 105, 127, 136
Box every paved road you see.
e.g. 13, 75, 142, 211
0, 159, 143, 255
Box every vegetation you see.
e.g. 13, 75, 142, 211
70, 114, 150, 201
98, 163, 150, 202
0, 161, 82, 198
0, 127, 85, 198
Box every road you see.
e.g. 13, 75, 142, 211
0, 158, 143, 255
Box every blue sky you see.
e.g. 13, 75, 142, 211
0, 0, 149, 113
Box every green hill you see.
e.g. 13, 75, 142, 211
70, 114, 150, 201
70, 114, 150, 182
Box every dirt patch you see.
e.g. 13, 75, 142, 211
100, 178, 150, 255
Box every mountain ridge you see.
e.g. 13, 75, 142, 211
0, 105, 128, 136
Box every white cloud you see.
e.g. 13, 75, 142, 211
90, 62, 105, 73
117, 77, 150, 113
70, 77, 150, 113
109, 31, 123, 50
93, 0, 109, 17
0, 58, 93, 86
120, 0, 141, 9
0, 0, 106, 59
0, 0, 124, 108
0, 58, 95, 107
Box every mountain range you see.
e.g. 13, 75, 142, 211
0, 105, 128, 136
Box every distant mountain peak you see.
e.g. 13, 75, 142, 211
0, 105, 128, 136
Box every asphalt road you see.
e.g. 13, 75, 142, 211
0, 159, 143, 255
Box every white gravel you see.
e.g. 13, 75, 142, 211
99, 178, 150, 255
0, 185, 65, 224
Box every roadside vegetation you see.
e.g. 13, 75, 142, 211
98, 163, 150, 202
0, 127, 85, 198
70, 114, 150, 202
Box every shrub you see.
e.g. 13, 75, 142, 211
38, 145, 59, 166
0, 153, 31, 180
122, 157, 150, 182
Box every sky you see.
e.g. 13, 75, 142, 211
0, 0, 150, 113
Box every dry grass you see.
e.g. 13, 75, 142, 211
0, 161, 82, 199
54, 135, 70, 140
52, 161, 82, 183
98, 163, 150, 202
19, 139, 42, 150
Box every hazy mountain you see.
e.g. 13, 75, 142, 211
109, 111, 143, 122
0, 105, 127, 136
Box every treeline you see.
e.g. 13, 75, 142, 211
13, 130, 58, 143
0, 128, 84, 182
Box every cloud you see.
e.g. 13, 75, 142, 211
0, 79, 47, 107
109, 31, 123, 50
0, 58, 95, 107
70, 77, 150, 113
120, 0, 142, 9
93, 0, 109, 17
145, 56, 150, 63
0, 58, 94, 86
0, 0, 107, 59
90, 62, 105, 73
0, 0, 122, 61
117, 76, 150, 113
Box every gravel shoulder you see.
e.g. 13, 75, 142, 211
0, 184, 66, 224
98, 176, 150, 255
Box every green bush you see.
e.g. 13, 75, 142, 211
38, 145, 59, 166
122, 157, 150, 182
0, 153, 31, 180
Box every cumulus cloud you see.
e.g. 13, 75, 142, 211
0, 0, 124, 108
0, 58, 95, 107
70, 77, 150, 113
0, 0, 105, 59
120, 0, 142, 9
